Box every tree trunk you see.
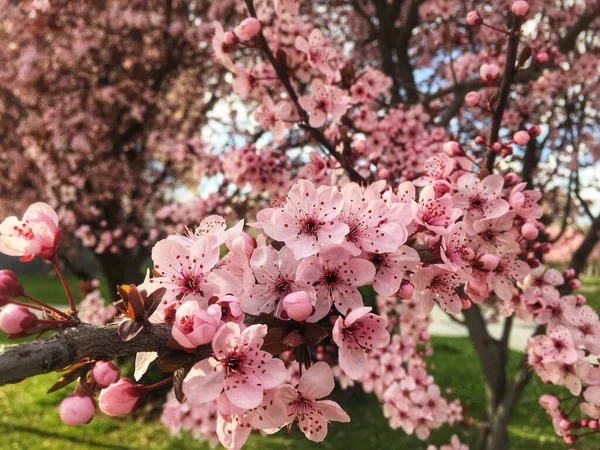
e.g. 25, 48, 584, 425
97, 249, 149, 300
570, 215, 600, 277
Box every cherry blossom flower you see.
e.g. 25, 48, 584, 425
0, 202, 61, 261
172, 302, 222, 350
295, 29, 336, 76
412, 267, 463, 314
369, 246, 420, 297
150, 236, 220, 308
452, 173, 509, 228
254, 96, 292, 141
182, 323, 286, 410
332, 307, 390, 379
262, 180, 349, 258
411, 186, 461, 235
243, 245, 315, 317
298, 79, 350, 128
297, 245, 375, 318
279, 362, 350, 441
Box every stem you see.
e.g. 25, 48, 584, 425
23, 293, 71, 319
8, 299, 44, 312
484, 16, 522, 173
145, 375, 174, 390
51, 257, 77, 312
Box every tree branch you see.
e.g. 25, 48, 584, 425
0, 324, 176, 386
484, 16, 522, 172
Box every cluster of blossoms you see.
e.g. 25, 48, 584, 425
2, 145, 599, 447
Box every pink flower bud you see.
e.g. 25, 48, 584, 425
567, 279, 581, 290
223, 31, 237, 46
466, 11, 483, 26
521, 222, 539, 240
528, 125, 541, 137
398, 281, 414, 300
539, 394, 560, 410
480, 63, 501, 84
0, 304, 38, 335
378, 168, 390, 179
464, 91, 481, 107
478, 254, 501, 271
559, 419, 571, 431
0, 270, 25, 297
368, 152, 380, 163
513, 130, 531, 146
92, 361, 120, 388
492, 142, 502, 152
58, 395, 96, 426
503, 172, 520, 187
234, 18, 261, 41
172, 302, 222, 349
443, 141, 464, 157
282, 291, 313, 322
474, 136, 486, 145
511, 1, 529, 17
354, 139, 366, 153
98, 379, 145, 416
563, 434, 577, 445
461, 298, 472, 309
575, 294, 586, 305
589, 419, 599, 430
535, 52, 548, 64
563, 268, 575, 279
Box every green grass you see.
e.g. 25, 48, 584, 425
0, 276, 598, 449
18, 274, 114, 306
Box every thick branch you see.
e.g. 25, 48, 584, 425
0, 324, 174, 386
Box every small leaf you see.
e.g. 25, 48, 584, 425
301, 322, 328, 348
517, 45, 532, 68
157, 350, 197, 373
173, 366, 192, 404
118, 319, 144, 342
127, 284, 146, 321
47, 361, 95, 394
144, 287, 166, 317
261, 327, 288, 355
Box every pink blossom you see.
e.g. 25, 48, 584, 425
464, 91, 481, 107
92, 361, 120, 388
295, 29, 336, 76
452, 173, 509, 227
150, 236, 220, 307
0, 304, 38, 335
412, 186, 461, 235
298, 79, 350, 128
511, 1, 530, 17
513, 130, 531, 146
480, 63, 501, 84
297, 245, 376, 318
466, 11, 483, 26
0, 270, 25, 298
59, 395, 96, 426
279, 362, 350, 441
262, 180, 349, 258
539, 325, 578, 364
255, 96, 292, 141
182, 323, 286, 409
369, 245, 420, 297
332, 307, 390, 379
0, 202, 61, 261
98, 379, 145, 416
487, 256, 530, 301
412, 267, 463, 314
243, 245, 315, 317
282, 291, 313, 321
233, 18, 261, 41
172, 302, 222, 349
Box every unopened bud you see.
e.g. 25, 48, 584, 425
282, 291, 313, 322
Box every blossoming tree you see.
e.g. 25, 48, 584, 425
1, 1, 600, 450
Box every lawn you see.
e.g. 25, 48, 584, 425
0, 276, 598, 449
